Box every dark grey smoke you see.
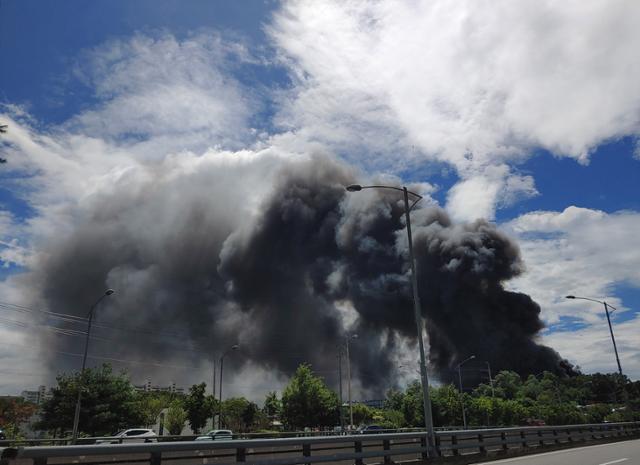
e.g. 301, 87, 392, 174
26, 154, 571, 395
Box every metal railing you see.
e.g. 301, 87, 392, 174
1, 422, 639, 465
0, 426, 492, 448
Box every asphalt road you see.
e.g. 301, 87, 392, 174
473, 439, 640, 465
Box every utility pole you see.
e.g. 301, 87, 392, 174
346, 335, 355, 430
218, 344, 239, 429
486, 361, 495, 398
346, 184, 436, 456
72, 289, 115, 443
338, 348, 344, 432
456, 355, 475, 430
212, 359, 217, 397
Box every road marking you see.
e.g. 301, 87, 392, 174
599, 459, 628, 465
474, 439, 640, 464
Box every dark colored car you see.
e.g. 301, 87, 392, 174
356, 425, 385, 434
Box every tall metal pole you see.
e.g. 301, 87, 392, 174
346, 337, 353, 431
212, 359, 217, 398
72, 310, 94, 442
72, 290, 114, 443
604, 302, 623, 377
345, 184, 435, 453
566, 296, 624, 379
218, 356, 224, 429
218, 345, 238, 429
486, 361, 495, 398
338, 349, 344, 432
457, 365, 467, 429
212, 358, 217, 428
403, 187, 435, 453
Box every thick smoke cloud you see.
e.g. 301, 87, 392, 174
26, 153, 571, 395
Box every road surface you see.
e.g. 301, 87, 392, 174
473, 438, 640, 465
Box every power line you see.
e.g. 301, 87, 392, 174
0, 300, 201, 342
0, 341, 200, 370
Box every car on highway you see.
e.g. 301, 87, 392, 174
0, 428, 5, 440
95, 428, 157, 444
195, 429, 233, 441
356, 424, 385, 434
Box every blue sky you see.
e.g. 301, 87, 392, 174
1, 0, 639, 394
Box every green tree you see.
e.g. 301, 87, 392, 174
375, 408, 405, 429
399, 380, 424, 427
38, 364, 144, 436
493, 371, 523, 400
263, 391, 282, 419
384, 388, 405, 411
0, 397, 37, 438
184, 383, 209, 434
281, 364, 339, 429
220, 397, 266, 432
165, 400, 187, 435
431, 384, 463, 427
139, 394, 166, 428
351, 403, 374, 426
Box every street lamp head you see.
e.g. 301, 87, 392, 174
231, 344, 239, 350
469, 355, 476, 360
565, 295, 576, 299
350, 334, 358, 340
105, 289, 115, 296
346, 184, 362, 192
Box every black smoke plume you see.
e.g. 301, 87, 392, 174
26, 154, 571, 395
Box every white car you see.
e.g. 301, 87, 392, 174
195, 429, 233, 441
96, 429, 157, 444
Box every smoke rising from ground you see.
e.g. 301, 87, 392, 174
25, 153, 571, 395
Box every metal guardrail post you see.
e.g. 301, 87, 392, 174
501, 431, 508, 451
354, 440, 363, 465
419, 436, 428, 460
478, 433, 486, 454
236, 447, 246, 462
537, 430, 544, 447
33, 458, 47, 465
566, 428, 573, 443
520, 430, 528, 448
383, 439, 391, 464
150, 451, 161, 465
451, 434, 459, 456
303, 443, 311, 465
434, 434, 441, 456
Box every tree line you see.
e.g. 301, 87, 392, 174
2, 363, 639, 438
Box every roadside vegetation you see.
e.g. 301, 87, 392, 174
2, 363, 638, 438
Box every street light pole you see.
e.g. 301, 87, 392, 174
485, 361, 495, 398
337, 348, 344, 432
72, 289, 115, 443
346, 184, 436, 454
603, 302, 623, 377
212, 358, 217, 398
456, 355, 475, 429
566, 296, 623, 377
345, 334, 358, 431
218, 344, 239, 428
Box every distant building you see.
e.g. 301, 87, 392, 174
20, 385, 49, 405
134, 379, 184, 394
358, 399, 385, 409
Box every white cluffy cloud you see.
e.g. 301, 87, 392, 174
270, 0, 640, 220
504, 206, 640, 377
69, 33, 260, 156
